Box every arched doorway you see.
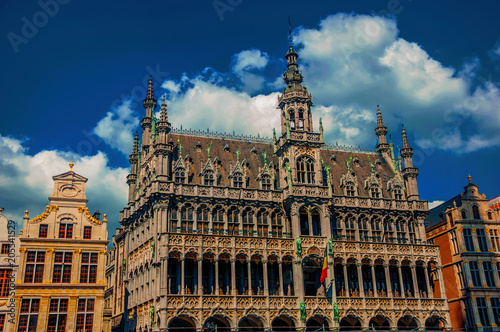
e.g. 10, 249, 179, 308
272, 316, 296, 332
339, 316, 362, 331
368, 316, 391, 332
302, 255, 322, 296
238, 316, 264, 332
397, 316, 418, 331
425, 316, 445, 331
169, 316, 196, 332
306, 316, 329, 331
204, 316, 231, 332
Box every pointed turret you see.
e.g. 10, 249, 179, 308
400, 124, 419, 200
375, 106, 391, 163
126, 133, 139, 205
141, 77, 156, 151
156, 98, 171, 144
154, 97, 173, 180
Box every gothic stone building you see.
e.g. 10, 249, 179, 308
426, 177, 500, 331
118, 46, 452, 331
14, 163, 109, 331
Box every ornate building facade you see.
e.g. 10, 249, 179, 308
426, 177, 500, 331
14, 163, 109, 331
117, 45, 452, 331
0, 208, 20, 332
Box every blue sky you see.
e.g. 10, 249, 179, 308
1, 1, 500, 236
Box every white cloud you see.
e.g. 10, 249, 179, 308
0, 135, 128, 235
93, 99, 139, 156
231, 49, 270, 94
428, 200, 445, 209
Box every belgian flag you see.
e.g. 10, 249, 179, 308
320, 248, 328, 284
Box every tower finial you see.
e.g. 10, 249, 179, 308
468, 174, 472, 183
69, 161, 74, 171
376, 105, 385, 128
160, 96, 168, 123
132, 132, 139, 155
402, 124, 410, 149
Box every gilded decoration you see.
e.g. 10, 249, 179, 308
77, 206, 102, 225
29, 205, 58, 223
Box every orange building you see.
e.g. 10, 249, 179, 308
426, 176, 500, 331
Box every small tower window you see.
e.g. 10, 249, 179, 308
297, 156, 315, 184
461, 210, 467, 220
261, 174, 272, 190
289, 109, 295, 129
233, 172, 244, 188
394, 187, 403, 200
488, 212, 493, 220
203, 170, 215, 186
346, 183, 356, 197
298, 109, 304, 130
370, 186, 380, 198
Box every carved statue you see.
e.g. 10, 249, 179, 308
317, 284, 326, 296
287, 284, 291, 296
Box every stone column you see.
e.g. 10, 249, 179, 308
423, 265, 433, 299
193, 209, 198, 233
436, 267, 447, 299
215, 259, 219, 295
343, 263, 349, 296
263, 260, 269, 296
278, 261, 284, 296
463, 261, 473, 289
180, 257, 185, 295
231, 259, 236, 296
198, 258, 203, 295
371, 264, 378, 298
478, 261, 488, 287
357, 263, 364, 297
248, 259, 252, 295
208, 210, 213, 235
384, 264, 393, 296
410, 264, 419, 298
329, 258, 336, 302
485, 298, 497, 330
397, 264, 405, 298
44, 248, 55, 283
308, 212, 313, 236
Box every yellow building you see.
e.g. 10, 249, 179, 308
14, 162, 108, 331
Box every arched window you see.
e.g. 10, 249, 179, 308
298, 109, 304, 130
371, 217, 381, 241
461, 210, 467, 220
227, 207, 239, 235
312, 209, 321, 236
358, 217, 368, 240
174, 168, 186, 183
394, 187, 403, 200
212, 206, 224, 234
370, 186, 380, 198
297, 156, 315, 184
473, 205, 480, 220
242, 209, 254, 236
170, 206, 178, 232
233, 172, 244, 188
197, 205, 209, 234
203, 170, 215, 186
180, 205, 194, 232
300, 207, 309, 236
271, 211, 283, 237
289, 109, 295, 129
346, 182, 356, 197
384, 219, 394, 242
488, 212, 493, 220
345, 216, 356, 240
257, 210, 269, 236
261, 174, 272, 190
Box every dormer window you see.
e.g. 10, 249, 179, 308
203, 170, 215, 186
370, 186, 380, 198
394, 187, 403, 200
174, 169, 186, 184
297, 156, 315, 184
289, 109, 295, 129
233, 172, 244, 188
346, 183, 356, 197
261, 174, 272, 190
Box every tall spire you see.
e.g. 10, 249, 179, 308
375, 105, 390, 161
132, 133, 139, 156
143, 76, 157, 118
376, 105, 385, 128
159, 97, 168, 123
400, 124, 419, 200
401, 124, 410, 149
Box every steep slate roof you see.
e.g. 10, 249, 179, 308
426, 194, 462, 228
169, 133, 397, 199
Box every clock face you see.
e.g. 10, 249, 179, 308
60, 184, 78, 197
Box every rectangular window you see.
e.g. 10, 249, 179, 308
24, 251, 45, 283
477, 297, 490, 327
18, 298, 40, 332
0, 270, 11, 297
463, 228, 474, 251
456, 263, 464, 289
80, 253, 98, 283
0, 314, 4, 332
52, 252, 72, 283
483, 261, 495, 287
39, 224, 48, 238
0, 245, 9, 255
469, 261, 481, 287
83, 226, 92, 240
58, 223, 73, 239
47, 298, 68, 332
76, 298, 94, 332
492, 298, 500, 326
477, 229, 488, 252
450, 231, 458, 255
491, 229, 500, 251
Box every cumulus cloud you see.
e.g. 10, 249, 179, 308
95, 13, 500, 156
93, 99, 139, 156
0, 135, 128, 235
428, 200, 445, 209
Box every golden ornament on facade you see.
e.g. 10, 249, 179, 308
29, 205, 58, 223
